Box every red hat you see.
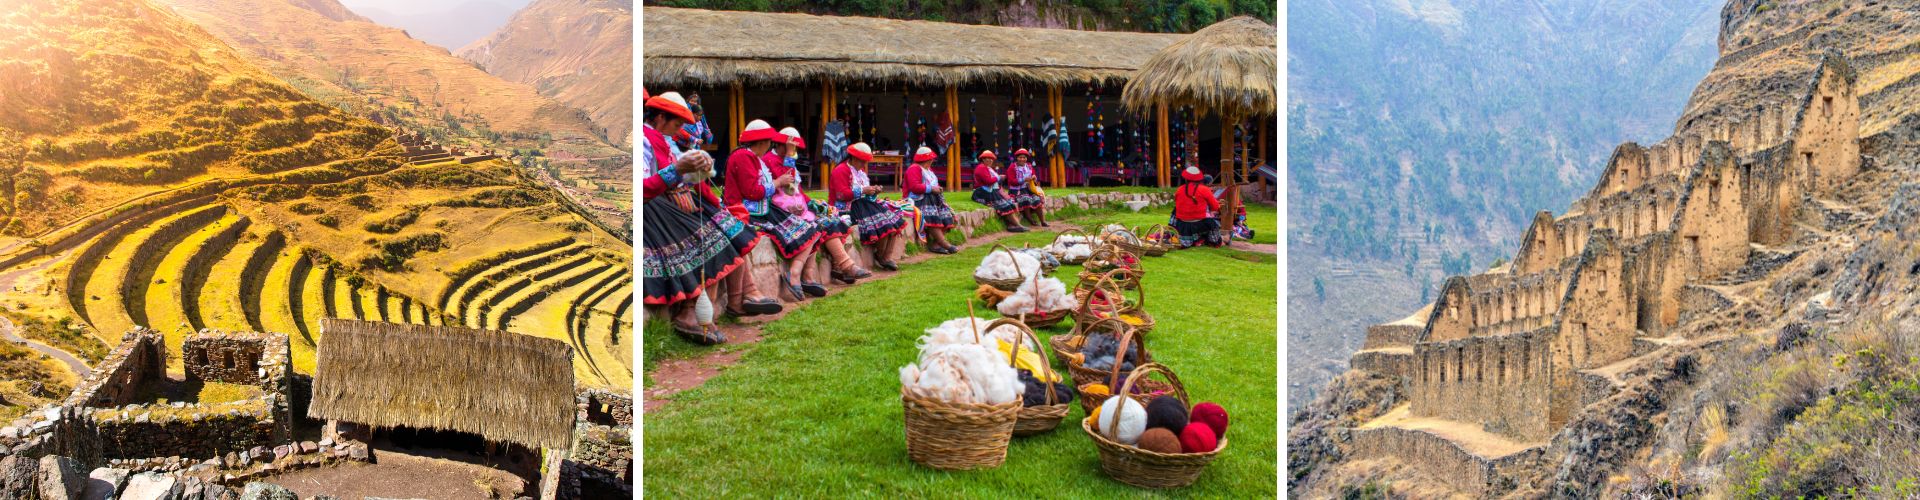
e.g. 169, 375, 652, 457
912, 146, 937, 163
738, 120, 783, 143
977, 150, 996, 160
846, 142, 874, 162
1014, 148, 1033, 158
1181, 166, 1204, 182
645, 92, 695, 123
778, 127, 806, 149
673, 129, 691, 141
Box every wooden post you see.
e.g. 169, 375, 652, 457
1220, 112, 1240, 241
1048, 85, 1065, 188
819, 79, 835, 190
1156, 102, 1170, 188
947, 85, 960, 191
728, 82, 744, 152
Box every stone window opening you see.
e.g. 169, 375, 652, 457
1823, 96, 1833, 119
225, 353, 235, 370
1455, 347, 1465, 383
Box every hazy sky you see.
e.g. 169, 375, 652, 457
337, 0, 533, 17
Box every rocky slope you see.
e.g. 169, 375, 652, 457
1287, 0, 1724, 411
1292, 1, 1920, 497
155, 0, 620, 160
460, 0, 631, 146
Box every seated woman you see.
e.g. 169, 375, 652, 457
640, 91, 774, 344
725, 119, 822, 301
903, 146, 959, 254
1005, 149, 1049, 227
766, 127, 871, 296
969, 150, 1028, 233
830, 142, 908, 270
1172, 166, 1225, 248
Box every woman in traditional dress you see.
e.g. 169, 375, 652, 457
1004, 148, 1049, 227
970, 150, 1028, 232
725, 120, 822, 301
829, 142, 907, 270
902, 146, 958, 254
1171, 166, 1224, 248
640, 92, 779, 344
764, 127, 871, 296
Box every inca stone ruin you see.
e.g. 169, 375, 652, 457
1339, 54, 1862, 495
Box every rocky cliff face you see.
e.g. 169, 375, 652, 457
1293, 1, 1920, 497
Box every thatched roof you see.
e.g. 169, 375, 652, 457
1121, 16, 1275, 116
642, 7, 1184, 88
309, 319, 576, 450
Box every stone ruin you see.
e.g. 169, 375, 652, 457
564, 389, 633, 499
0, 328, 373, 499
1338, 54, 1862, 495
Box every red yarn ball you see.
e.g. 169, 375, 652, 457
1178, 422, 1217, 453
1190, 402, 1228, 440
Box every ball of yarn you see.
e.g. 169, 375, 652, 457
1081, 384, 1111, 398
1086, 405, 1102, 425
1096, 396, 1147, 445
1135, 428, 1182, 454
1145, 396, 1189, 432
1190, 402, 1229, 440
1179, 422, 1218, 453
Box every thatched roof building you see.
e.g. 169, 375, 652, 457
310, 319, 576, 451
1121, 16, 1276, 116
642, 7, 1185, 88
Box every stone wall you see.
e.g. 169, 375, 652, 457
86, 401, 278, 461
65, 329, 166, 409
1347, 425, 1546, 497
1410, 329, 1554, 441
578, 389, 632, 428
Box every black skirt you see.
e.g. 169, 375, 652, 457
847, 198, 906, 246
750, 207, 821, 259
914, 193, 956, 229
642, 192, 756, 305
1172, 217, 1223, 248
971, 188, 1018, 216
1008, 186, 1044, 211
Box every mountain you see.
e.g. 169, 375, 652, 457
338, 0, 524, 50
0, 0, 632, 389
1292, 0, 1920, 496
460, 0, 632, 146
1285, 0, 1722, 410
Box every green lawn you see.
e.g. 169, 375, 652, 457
804, 186, 1169, 214
642, 226, 1277, 496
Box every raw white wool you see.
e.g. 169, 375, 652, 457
997, 276, 1078, 316
974, 249, 1042, 281
900, 343, 1022, 405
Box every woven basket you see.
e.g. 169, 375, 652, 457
1049, 332, 1084, 360
973, 243, 1031, 291
1135, 224, 1176, 256
1017, 309, 1070, 330
985, 318, 1071, 437
1084, 363, 1226, 489
1079, 247, 1142, 289
1019, 243, 1061, 275
902, 391, 1019, 470
1071, 269, 1154, 335
1101, 225, 1151, 256
1065, 318, 1152, 390
1047, 230, 1098, 265
901, 312, 1020, 470
1073, 319, 1171, 414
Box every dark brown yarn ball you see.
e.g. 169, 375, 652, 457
1145, 395, 1189, 432
1135, 427, 1183, 454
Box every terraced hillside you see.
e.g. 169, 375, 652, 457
0, 0, 633, 388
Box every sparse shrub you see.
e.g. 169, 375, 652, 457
363, 207, 423, 234
314, 214, 339, 228
288, 202, 324, 215
344, 194, 376, 210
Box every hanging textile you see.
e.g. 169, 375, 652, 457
823, 120, 849, 163
934, 113, 956, 153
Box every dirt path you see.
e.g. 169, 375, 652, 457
266, 447, 529, 500
643, 225, 1082, 413
0, 316, 90, 377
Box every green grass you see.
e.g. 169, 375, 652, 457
1074, 202, 1277, 246
804, 186, 1168, 215
642, 227, 1276, 496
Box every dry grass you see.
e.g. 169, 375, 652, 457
1120, 16, 1276, 117
310, 319, 576, 450
642, 7, 1182, 88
